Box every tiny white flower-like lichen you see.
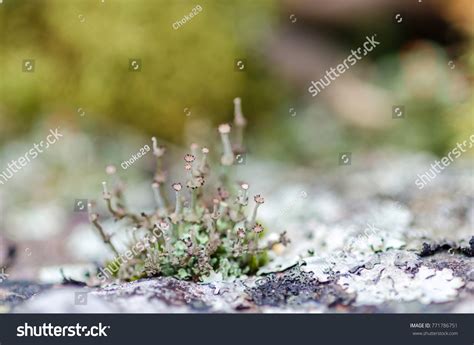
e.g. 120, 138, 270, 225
299, 256, 331, 282
337, 253, 465, 305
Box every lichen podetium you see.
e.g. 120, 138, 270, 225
88, 98, 290, 282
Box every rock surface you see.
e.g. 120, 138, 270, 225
1, 154, 473, 313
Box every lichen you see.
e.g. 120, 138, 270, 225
88, 98, 289, 282
247, 266, 353, 308
337, 251, 465, 305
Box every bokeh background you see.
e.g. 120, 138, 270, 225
0, 0, 472, 281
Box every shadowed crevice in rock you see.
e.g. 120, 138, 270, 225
5, 249, 473, 313
419, 237, 474, 257
246, 266, 354, 308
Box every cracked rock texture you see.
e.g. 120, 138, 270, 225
1, 154, 473, 313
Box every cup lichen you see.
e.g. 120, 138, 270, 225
89, 98, 289, 282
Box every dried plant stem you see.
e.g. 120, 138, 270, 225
248, 203, 260, 228
90, 215, 119, 256
105, 198, 123, 218
152, 183, 167, 216
221, 135, 233, 163
174, 190, 183, 216
252, 233, 259, 253
190, 188, 198, 216
233, 97, 247, 151
199, 147, 209, 173
89, 98, 287, 282
218, 124, 234, 166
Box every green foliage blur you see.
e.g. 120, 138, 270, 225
0, 0, 285, 143
0, 0, 471, 162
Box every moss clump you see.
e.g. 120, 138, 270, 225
89, 98, 289, 282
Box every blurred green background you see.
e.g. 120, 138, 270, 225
0, 0, 285, 143
0, 0, 472, 159
0, 0, 472, 280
